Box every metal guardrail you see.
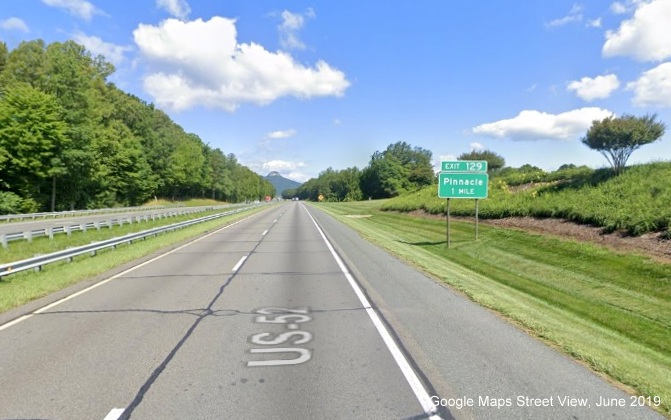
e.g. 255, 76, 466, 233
0, 204, 244, 247
0, 205, 178, 223
0, 205, 260, 278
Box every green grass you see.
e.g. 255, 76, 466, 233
0, 205, 270, 313
316, 200, 671, 417
382, 162, 671, 236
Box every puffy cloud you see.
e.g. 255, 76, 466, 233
546, 4, 583, 27
603, 0, 671, 62
133, 17, 349, 111
567, 74, 620, 101
470, 142, 485, 150
627, 62, 671, 107
610, 1, 629, 14
1, 17, 29, 32
586, 17, 602, 28
156, 0, 190, 20
262, 160, 306, 173
73, 32, 132, 65
278, 8, 315, 50
267, 129, 297, 139
472, 107, 614, 141
41, 0, 99, 21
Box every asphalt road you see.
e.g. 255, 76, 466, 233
0, 202, 663, 419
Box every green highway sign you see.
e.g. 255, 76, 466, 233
441, 160, 488, 172
439, 172, 489, 199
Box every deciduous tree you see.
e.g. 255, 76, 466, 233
581, 114, 665, 174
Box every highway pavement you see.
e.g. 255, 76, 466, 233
0, 202, 663, 419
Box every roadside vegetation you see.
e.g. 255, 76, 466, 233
382, 161, 671, 237
0, 205, 269, 313
317, 200, 671, 416
0, 40, 274, 215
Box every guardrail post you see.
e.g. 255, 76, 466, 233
82, 223, 87, 233
48, 227, 54, 240
65, 225, 71, 237
24, 231, 33, 243
1, 234, 7, 248
90, 242, 97, 256
108, 220, 113, 229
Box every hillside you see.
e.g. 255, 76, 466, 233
382, 162, 671, 237
265, 171, 302, 196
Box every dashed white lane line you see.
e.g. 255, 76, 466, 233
0, 212, 263, 332
232, 255, 248, 272
273, 219, 278, 224
103, 407, 124, 420
302, 204, 442, 420
262, 229, 268, 236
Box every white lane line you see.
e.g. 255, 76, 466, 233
262, 229, 269, 236
103, 408, 125, 420
0, 212, 262, 332
232, 255, 248, 272
273, 219, 278, 224
302, 205, 441, 420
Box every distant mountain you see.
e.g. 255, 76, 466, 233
265, 171, 302, 196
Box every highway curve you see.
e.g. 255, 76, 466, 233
0, 202, 662, 419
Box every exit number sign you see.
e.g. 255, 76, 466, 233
441, 160, 487, 172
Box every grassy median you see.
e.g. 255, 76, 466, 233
0, 205, 271, 313
316, 200, 671, 417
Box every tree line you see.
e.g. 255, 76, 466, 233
0, 39, 274, 214
283, 141, 435, 201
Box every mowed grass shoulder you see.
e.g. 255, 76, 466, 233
316, 200, 671, 417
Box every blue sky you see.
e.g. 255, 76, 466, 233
2, 0, 670, 182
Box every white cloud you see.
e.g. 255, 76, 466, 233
472, 107, 614, 141
586, 17, 602, 28
267, 129, 297, 139
611, 1, 629, 14
73, 32, 132, 66
333, 118, 341, 125
546, 4, 583, 27
567, 74, 620, 101
262, 160, 306, 173
133, 17, 349, 111
278, 8, 315, 50
41, 0, 99, 21
627, 62, 671, 107
1, 17, 29, 32
603, 0, 671, 62
470, 142, 485, 150
156, 0, 190, 20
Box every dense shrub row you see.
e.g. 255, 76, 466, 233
381, 162, 671, 236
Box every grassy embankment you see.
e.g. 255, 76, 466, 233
382, 162, 671, 237
0, 204, 271, 313
316, 197, 671, 417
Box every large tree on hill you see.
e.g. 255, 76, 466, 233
581, 114, 665, 174
360, 141, 434, 199
457, 149, 505, 172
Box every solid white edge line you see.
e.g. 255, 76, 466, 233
0, 211, 263, 332
302, 204, 441, 420
232, 255, 248, 272
103, 407, 125, 420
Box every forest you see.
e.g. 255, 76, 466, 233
0, 39, 275, 214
